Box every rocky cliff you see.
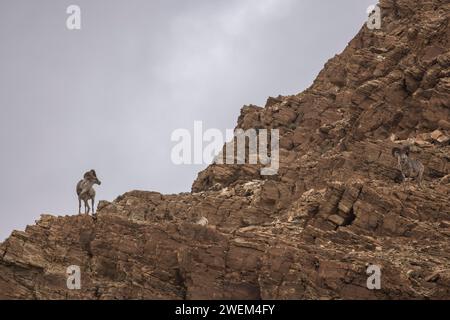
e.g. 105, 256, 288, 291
1, 0, 449, 299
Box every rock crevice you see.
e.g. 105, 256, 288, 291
0, 0, 449, 299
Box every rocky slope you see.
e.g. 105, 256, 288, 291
1, 0, 449, 299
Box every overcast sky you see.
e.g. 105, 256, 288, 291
0, 0, 375, 240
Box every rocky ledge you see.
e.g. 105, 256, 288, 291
1, 0, 449, 299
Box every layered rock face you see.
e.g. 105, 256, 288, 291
1, 0, 449, 299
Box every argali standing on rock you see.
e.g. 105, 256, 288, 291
76, 170, 101, 214
391, 146, 424, 187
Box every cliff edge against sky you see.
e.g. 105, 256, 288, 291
0, 0, 449, 299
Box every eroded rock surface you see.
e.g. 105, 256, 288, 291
1, 0, 449, 299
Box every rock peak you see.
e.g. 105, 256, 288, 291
1, 0, 449, 299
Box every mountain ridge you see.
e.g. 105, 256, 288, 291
0, 0, 449, 299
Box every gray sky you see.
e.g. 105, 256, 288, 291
0, 0, 375, 240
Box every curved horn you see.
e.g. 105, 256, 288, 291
392, 147, 401, 157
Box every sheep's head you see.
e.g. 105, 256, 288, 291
84, 169, 101, 185
392, 146, 410, 163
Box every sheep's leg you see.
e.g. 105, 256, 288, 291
417, 166, 424, 188
397, 158, 406, 182
91, 197, 95, 214
78, 198, 82, 214
85, 200, 90, 215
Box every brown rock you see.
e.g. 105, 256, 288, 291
328, 214, 345, 226
1, 0, 449, 300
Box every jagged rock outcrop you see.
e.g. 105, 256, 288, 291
1, 0, 449, 299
